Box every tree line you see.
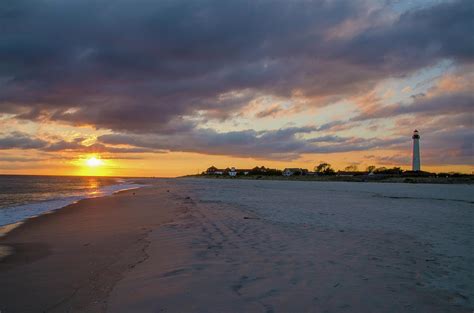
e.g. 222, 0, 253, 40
313, 162, 404, 175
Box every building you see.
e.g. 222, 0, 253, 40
412, 129, 421, 171
228, 167, 251, 176
229, 167, 237, 176
205, 166, 253, 176
205, 166, 224, 175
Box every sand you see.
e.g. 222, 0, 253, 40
0, 182, 180, 312
0, 178, 472, 312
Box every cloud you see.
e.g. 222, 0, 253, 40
0, 156, 45, 163
98, 126, 407, 160
307, 135, 347, 143
0, 132, 48, 149
99, 127, 317, 160
352, 91, 474, 121
422, 127, 474, 164
0, 132, 153, 154
42, 140, 153, 154
254, 104, 284, 119
0, 0, 472, 134
0, 0, 471, 169
364, 154, 411, 167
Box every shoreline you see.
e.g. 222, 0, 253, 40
0, 183, 146, 237
0, 185, 146, 261
0, 181, 181, 312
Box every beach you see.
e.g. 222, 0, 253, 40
0, 182, 179, 312
0, 178, 473, 312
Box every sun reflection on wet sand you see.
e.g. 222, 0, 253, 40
0, 222, 23, 238
0, 245, 13, 261
0, 222, 23, 260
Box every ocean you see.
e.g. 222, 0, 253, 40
0, 175, 144, 227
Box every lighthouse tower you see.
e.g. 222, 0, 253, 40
412, 130, 421, 171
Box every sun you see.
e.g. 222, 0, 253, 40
75, 155, 110, 176
86, 156, 104, 167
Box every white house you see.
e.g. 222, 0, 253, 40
229, 167, 237, 176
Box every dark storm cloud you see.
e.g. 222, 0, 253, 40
339, 0, 474, 68
99, 127, 317, 160
98, 124, 472, 165
1, 0, 472, 134
98, 127, 407, 160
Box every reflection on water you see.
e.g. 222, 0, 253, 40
0, 221, 22, 260
87, 178, 99, 195
0, 175, 145, 228
0, 176, 125, 209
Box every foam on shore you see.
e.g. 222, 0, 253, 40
0, 183, 145, 229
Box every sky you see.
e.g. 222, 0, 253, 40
0, 0, 472, 177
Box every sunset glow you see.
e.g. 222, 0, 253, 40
86, 156, 103, 168
1, 2, 472, 311
0, 0, 472, 177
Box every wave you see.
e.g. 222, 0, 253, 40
0, 183, 145, 228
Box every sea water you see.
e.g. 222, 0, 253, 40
0, 175, 144, 227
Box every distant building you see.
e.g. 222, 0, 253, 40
282, 168, 308, 176
205, 166, 225, 175
204, 165, 277, 176
229, 167, 237, 176
206, 166, 218, 174
412, 130, 421, 171
228, 167, 251, 176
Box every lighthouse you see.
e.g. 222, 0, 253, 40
412, 130, 421, 171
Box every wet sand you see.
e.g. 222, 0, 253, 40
0, 182, 181, 312
0, 178, 472, 312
